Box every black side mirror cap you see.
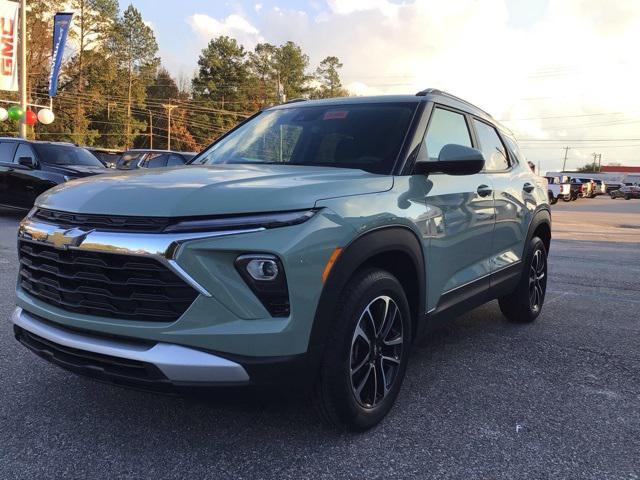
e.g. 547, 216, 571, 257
18, 157, 36, 169
413, 144, 485, 176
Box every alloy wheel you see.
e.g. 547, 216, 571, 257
529, 249, 547, 313
350, 296, 404, 409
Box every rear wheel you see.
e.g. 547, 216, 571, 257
313, 268, 411, 431
499, 236, 547, 323
563, 194, 572, 202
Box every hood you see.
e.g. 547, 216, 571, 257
48, 164, 107, 178
36, 164, 393, 217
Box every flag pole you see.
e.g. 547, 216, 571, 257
19, 0, 27, 138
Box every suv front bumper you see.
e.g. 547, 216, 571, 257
10, 307, 250, 389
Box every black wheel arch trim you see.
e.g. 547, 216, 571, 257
525, 207, 552, 255
308, 225, 427, 364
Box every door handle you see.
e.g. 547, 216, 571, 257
523, 183, 535, 193
476, 185, 492, 197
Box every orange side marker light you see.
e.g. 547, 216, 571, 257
322, 247, 343, 283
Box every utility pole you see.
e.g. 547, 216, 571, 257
19, 0, 27, 139
562, 146, 570, 171
597, 153, 602, 172
162, 104, 177, 150
148, 110, 153, 149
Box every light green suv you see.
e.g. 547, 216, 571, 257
10, 90, 551, 430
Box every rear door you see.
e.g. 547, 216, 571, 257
418, 106, 496, 310
472, 121, 531, 279
7, 143, 41, 209
0, 141, 18, 206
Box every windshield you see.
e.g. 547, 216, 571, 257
33, 144, 104, 167
117, 152, 145, 170
192, 103, 417, 174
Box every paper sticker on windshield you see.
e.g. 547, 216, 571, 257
323, 110, 349, 120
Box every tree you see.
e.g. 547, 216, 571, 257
248, 43, 278, 106
111, 5, 159, 148
313, 56, 348, 98
274, 41, 310, 100
191, 36, 253, 141
66, 0, 118, 144
145, 68, 197, 151
577, 163, 599, 173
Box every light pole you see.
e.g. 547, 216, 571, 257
162, 104, 177, 150
19, 0, 27, 138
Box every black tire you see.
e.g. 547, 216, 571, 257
499, 236, 548, 323
548, 192, 558, 205
562, 194, 572, 202
610, 193, 616, 199
313, 268, 412, 431
625, 194, 631, 200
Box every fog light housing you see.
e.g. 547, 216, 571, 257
245, 258, 279, 281
235, 254, 290, 317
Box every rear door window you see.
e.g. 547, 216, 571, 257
472, 119, 509, 171
423, 108, 472, 161
166, 154, 185, 166
13, 143, 37, 164
0, 142, 17, 163
145, 153, 168, 168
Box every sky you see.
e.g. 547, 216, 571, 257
124, 0, 640, 173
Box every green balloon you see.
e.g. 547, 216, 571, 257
8, 106, 24, 121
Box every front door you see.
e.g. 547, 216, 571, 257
417, 106, 496, 311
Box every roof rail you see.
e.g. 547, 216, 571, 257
282, 98, 307, 105
415, 88, 493, 118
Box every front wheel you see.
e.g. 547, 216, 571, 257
610, 193, 616, 199
499, 236, 548, 323
549, 192, 558, 205
313, 268, 412, 431
563, 194, 572, 202
625, 194, 631, 200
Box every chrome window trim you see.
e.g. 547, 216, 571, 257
18, 218, 265, 299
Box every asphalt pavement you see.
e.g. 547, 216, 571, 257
0, 197, 639, 479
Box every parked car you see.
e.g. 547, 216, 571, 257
0, 138, 106, 211
544, 175, 571, 204
604, 181, 623, 194
116, 149, 196, 170
610, 185, 640, 200
592, 179, 606, 195
10, 90, 551, 431
86, 147, 122, 168
576, 178, 598, 198
568, 177, 583, 200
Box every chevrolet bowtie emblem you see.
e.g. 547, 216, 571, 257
48, 228, 91, 250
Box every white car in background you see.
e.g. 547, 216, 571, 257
544, 176, 571, 204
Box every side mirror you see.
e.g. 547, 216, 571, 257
18, 156, 36, 169
414, 144, 485, 176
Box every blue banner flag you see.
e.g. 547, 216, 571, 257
48, 12, 73, 97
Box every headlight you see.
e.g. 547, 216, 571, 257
235, 254, 289, 317
163, 209, 318, 233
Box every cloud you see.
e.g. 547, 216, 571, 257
180, 0, 640, 169
187, 13, 262, 47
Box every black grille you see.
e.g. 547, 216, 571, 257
18, 240, 198, 322
33, 208, 170, 233
14, 325, 174, 393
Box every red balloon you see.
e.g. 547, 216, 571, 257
25, 110, 37, 126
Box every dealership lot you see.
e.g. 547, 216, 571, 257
0, 198, 638, 479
